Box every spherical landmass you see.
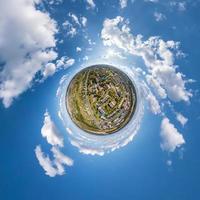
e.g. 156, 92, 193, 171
66, 65, 137, 135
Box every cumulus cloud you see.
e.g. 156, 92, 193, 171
41, 111, 64, 147
101, 16, 190, 159
160, 117, 185, 152
119, 0, 128, 9
43, 63, 56, 78
146, 92, 161, 114
56, 56, 75, 69
101, 16, 192, 104
176, 112, 188, 126
0, 0, 58, 107
146, 75, 167, 99
42, 56, 75, 78
35, 145, 73, 177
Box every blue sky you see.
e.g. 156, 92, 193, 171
0, 0, 200, 199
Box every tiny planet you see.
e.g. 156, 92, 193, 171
66, 64, 137, 135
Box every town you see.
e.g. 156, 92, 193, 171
66, 65, 137, 135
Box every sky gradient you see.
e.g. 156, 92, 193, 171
0, 0, 200, 199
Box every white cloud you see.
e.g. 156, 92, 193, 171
146, 75, 167, 99
43, 63, 56, 78
70, 140, 105, 156
48, 0, 63, 5
83, 56, 89, 61
144, 0, 159, 2
103, 48, 126, 60
119, 0, 128, 9
63, 14, 87, 38
146, 92, 161, 114
170, 1, 186, 11
35, 145, 73, 177
86, 0, 95, 9
178, 2, 186, 11
101, 16, 192, 104
42, 57, 75, 78
35, 145, 58, 177
160, 117, 185, 152
176, 112, 188, 126
69, 12, 81, 26
166, 159, 172, 166
56, 56, 75, 69
41, 111, 64, 147
62, 20, 77, 37
0, 0, 58, 107
76, 47, 82, 52
154, 12, 166, 22
52, 146, 74, 166
63, 58, 75, 68
81, 16, 87, 27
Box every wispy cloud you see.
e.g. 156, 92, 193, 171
170, 1, 187, 11
119, 0, 128, 9
62, 13, 88, 38
35, 111, 74, 177
62, 20, 77, 37
86, 0, 95, 9
154, 12, 166, 22
35, 145, 73, 177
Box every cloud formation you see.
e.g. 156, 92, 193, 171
160, 117, 185, 152
41, 111, 64, 147
86, 0, 95, 9
43, 56, 75, 78
35, 145, 73, 177
62, 13, 88, 38
154, 12, 166, 22
119, 0, 128, 9
101, 16, 189, 153
176, 112, 188, 127
0, 0, 58, 107
101, 16, 192, 103
36, 111, 74, 177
